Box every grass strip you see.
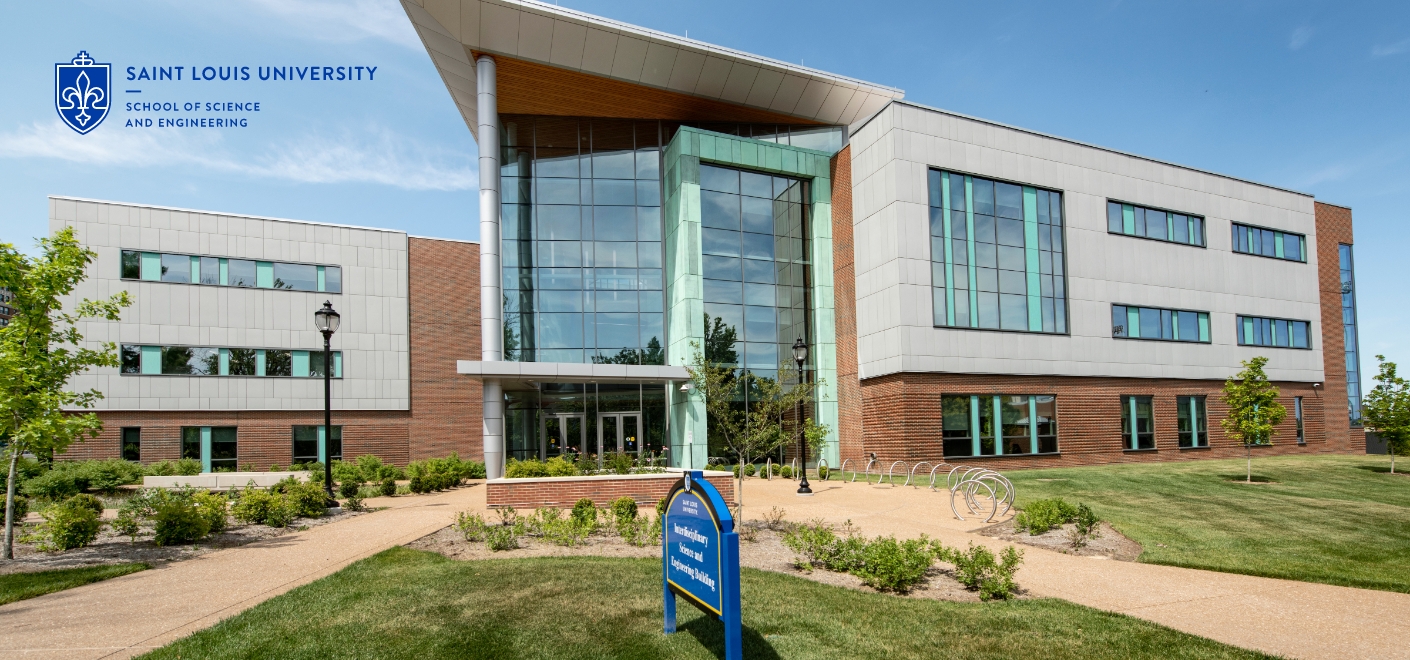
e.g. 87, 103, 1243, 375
0, 562, 150, 606
142, 548, 1268, 659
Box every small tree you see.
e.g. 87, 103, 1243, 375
1362, 355, 1410, 474
1220, 356, 1287, 483
687, 340, 818, 516
0, 228, 130, 559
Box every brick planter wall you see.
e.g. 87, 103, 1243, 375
486, 471, 736, 509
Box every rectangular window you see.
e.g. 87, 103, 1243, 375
941, 394, 1058, 457
121, 345, 339, 377
1112, 305, 1210, 343
1236, 315, 1312, 349
1295, 396, 1305, 444
121, 427, 141, 462
1231, 223, 1306, 262
1107, 201, 1205, 246
1177, 396, 1208, 448
292, 425, 342, 464
929, 170, 1066, 334
179, 426, 237, 471
1122, 395, 1155, 450
119, 250, 340, 292
1340, 245, 1362, 425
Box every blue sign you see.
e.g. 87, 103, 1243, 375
663, 470, 741, 660
56, 51, 111, 134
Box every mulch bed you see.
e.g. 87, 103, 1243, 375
0, 508, 374, 575
977, 520, 1142, 561
407, 520, 1024, 603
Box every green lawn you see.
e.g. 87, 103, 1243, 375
1005, 454, 1410, 592
0, 563, 149, 606
141, 548, 1267, 660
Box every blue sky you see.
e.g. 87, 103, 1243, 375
1, 0, 1407, 378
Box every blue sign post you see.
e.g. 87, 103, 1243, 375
663, 470, 741, 660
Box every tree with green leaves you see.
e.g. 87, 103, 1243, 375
1220, 356, 1287, 483
1, 228, 130, 559
686, 332, 819, 515
1362, 355, 1410, 474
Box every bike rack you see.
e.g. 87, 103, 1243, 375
840, 458, 855, 483
790, 457, 800, 480
882, 460, 908, 487
816, 458, 829, 482
907, 462, 934, 488
764, 457, 772, 480
945, 467, 1015, 522
927, 462, 950, 491
861, 457, 879, 484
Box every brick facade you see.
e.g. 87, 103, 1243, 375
830, 146, 865, 463
70, 237, 483, 467
486, 472, 736, 508
857, 373, 1333, 469
1313, 201, 1364, 452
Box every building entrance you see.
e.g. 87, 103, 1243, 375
597, 412, 642, 466
539, 413, 586, 459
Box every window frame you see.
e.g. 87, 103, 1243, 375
940, 393, 1060, 458
121, 427, 141, 462
292, 425, 343, 465
119, 249, 344, 293
119, 344, 343, 378
1176, 396, 1208, 449
1110, 303, 1211, 343
1234, 315, 1313, 350
1121, 395, 1156, 451
1228, 222, 1307, 263
1105, 199, 1207, 248
927, 167, 1072, 336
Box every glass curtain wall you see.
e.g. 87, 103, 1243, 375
503, 383, 667, 462
500, 116, 665, 364
1340, 244, 1362, 425
929, 170, 1067, 333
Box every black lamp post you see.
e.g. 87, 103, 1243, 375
314, 301, 340, 504
792, 337, 812, 496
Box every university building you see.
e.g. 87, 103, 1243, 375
58, 0, 1365, 474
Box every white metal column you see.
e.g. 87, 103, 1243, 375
477, 55, 505, 479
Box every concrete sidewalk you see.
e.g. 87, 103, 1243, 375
740, 476, 1410, 660
0, 484, 487, 660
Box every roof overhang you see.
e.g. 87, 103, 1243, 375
458, 360, 690, 391
401, 0, 904, 140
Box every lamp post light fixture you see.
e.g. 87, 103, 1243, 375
792, 337, 812, 496
314, 301, 340, 505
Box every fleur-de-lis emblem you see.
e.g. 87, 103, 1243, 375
54, 51, 111, 134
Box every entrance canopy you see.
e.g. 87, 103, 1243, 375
457, 360, 688, 390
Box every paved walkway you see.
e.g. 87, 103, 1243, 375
0, 485, 485, 660
739, 477, 1410, 660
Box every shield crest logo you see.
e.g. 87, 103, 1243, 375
55, 51, 110, 134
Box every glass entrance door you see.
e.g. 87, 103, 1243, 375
596, 412, 642, 467
539, 413, 586, 459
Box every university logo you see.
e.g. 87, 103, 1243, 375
55, 51, 110, 134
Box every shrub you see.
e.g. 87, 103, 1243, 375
286, 481, 330, 518
1075, 503, 1100, 535
1013, 497, 1079, 535
3, 494, 30, 522
66, 493, 105, 516
22, 470, 80, 500
779, 465, 793, 479
174, 458, 203, 476
264, 497, 298, 528
782, 519, 840, 570
854, 536, 937, 593
153, 499, 211, 546
59, 459, 144, 494
112, 508, 142, 542
331, 460, 362, 486
607, 452, 633, 475
744, 464, 757, 477
379, 477, 397, 497
571, 498, 597, 526
232, 488, 280, 525
943, 542, 1024, 601
269, 464, 282, 472
610, 496, 638, 526
769, 463, 781, 476
355, 455, 384, 483
146, 460, 177, 477
818, 465, 830, 481
192, 491, 229, 534
505, 458, 548, 478
339, 480, 361, 499
29, 500, 102, 551
486, 524, 519, 551
545, 456, 578, 477
456, 511, 488, 542
0, 456, 44, 493
762, 506, 787, 531
408, 474, 427, 494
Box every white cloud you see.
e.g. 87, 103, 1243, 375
1372, 38, 1410, 58
0, 120, 476, 191
1288, 26, 1313, 50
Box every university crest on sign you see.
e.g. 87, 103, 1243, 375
55, 51, 110, 134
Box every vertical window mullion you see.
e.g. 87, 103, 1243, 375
969, 395, 981, 457
1128, 395, 1139, 450
965, 177, 977, 327
941, 172, 955, 325
1028, 395, 1038, 454
992, 396, 1004, 456
1023, 187, 1042, 332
